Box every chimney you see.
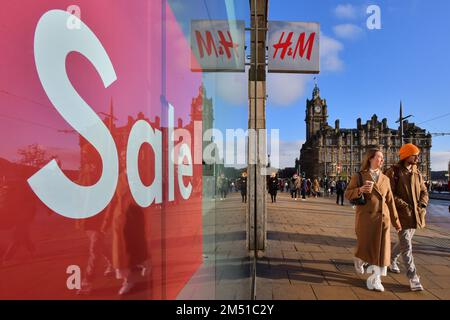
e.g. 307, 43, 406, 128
335, 119, 340, 130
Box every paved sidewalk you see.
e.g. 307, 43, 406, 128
256, 192, 450, 300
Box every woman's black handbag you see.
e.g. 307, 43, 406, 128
350, 172, 366, 206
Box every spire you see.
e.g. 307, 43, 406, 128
399, 100, 403, 144
400, 100, 403, 120
312, 77, 320, 99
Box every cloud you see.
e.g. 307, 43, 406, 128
320, 34, 344, 72
267, 74, 311, 107
212, 71, 312, 107
333, 24, 364, 40
431, 151, 450, 171
269, 140, 305, 169
211, 72, 248, 106
334, 4, 358, 19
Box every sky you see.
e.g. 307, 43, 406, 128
171, 0, 450, 170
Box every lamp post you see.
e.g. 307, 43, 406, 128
396, 101, 413, 145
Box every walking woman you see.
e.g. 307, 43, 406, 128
345, 148, 402, 292
312, 178, 320, 198
239, 171, 248, 203
268, 172, 278, 203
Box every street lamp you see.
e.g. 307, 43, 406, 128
396, 101, 413, 145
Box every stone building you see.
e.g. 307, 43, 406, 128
299, 84, 432, 181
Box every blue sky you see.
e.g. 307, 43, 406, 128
170, 0, 450, 170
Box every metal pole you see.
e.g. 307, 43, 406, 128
252, 0, 258, 301
400, 121, 404, 145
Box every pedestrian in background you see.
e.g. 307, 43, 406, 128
289, 176, 296, 199
238, 172, 247, 203
345, 148, 402, 292
312, 178, 320, 198
336, 177, 346, 205
385, 143, 428, 291
268, 172, 278, 203
293, 174, 301, 200
306, 178, 312, 197
291, 174, 301, 200
330, 179, 336, 196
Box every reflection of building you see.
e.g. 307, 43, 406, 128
300, 84, 432, 180
188, 85, 214, 176
79, 85, 214, 177
79, 99, 159, 175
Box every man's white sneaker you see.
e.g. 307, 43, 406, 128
410, 275, 424, 291
388, 262, 401, 274
353, 257, 365, 274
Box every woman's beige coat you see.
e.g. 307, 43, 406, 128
345, 170, 402, 266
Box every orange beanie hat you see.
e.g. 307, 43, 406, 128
399, 143, 420, 161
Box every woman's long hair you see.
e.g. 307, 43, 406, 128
360, 148, 382, 172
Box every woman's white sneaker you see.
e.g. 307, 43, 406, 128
372, 275, 385, 292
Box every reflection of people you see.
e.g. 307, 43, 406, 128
217, 173, 228, 200
238, 172, 247, 203
1, 178, 37, 265
385, 143, 428, 291
268, 173, 278, 203
108, 151, 149, 295
345, 149, 402, 292
76, 161, 113, 295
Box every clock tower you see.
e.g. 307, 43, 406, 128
305, 83, 328, 140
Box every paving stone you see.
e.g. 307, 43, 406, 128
287, 270, 327, 286
421, 264, 450, 276
272, 284, 316, 300
294, 244, 324, 253
427, 288, 450, 300
393, 290, 439, 300
311, 285, 359, 300
424, 275, 450, 289
351, 287, 400, 300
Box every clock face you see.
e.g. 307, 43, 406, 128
314, 105, 321, 113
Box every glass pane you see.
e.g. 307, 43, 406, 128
0, 0, 251, 299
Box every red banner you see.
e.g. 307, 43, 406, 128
0, 0, 203, 299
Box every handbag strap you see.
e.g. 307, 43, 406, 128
358, 172, 363, 187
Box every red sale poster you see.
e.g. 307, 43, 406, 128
0, 0, 203, 299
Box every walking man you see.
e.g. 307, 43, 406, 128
336, 177, 346, 205
239, 172, 247, 203
385, 143, 428, 291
